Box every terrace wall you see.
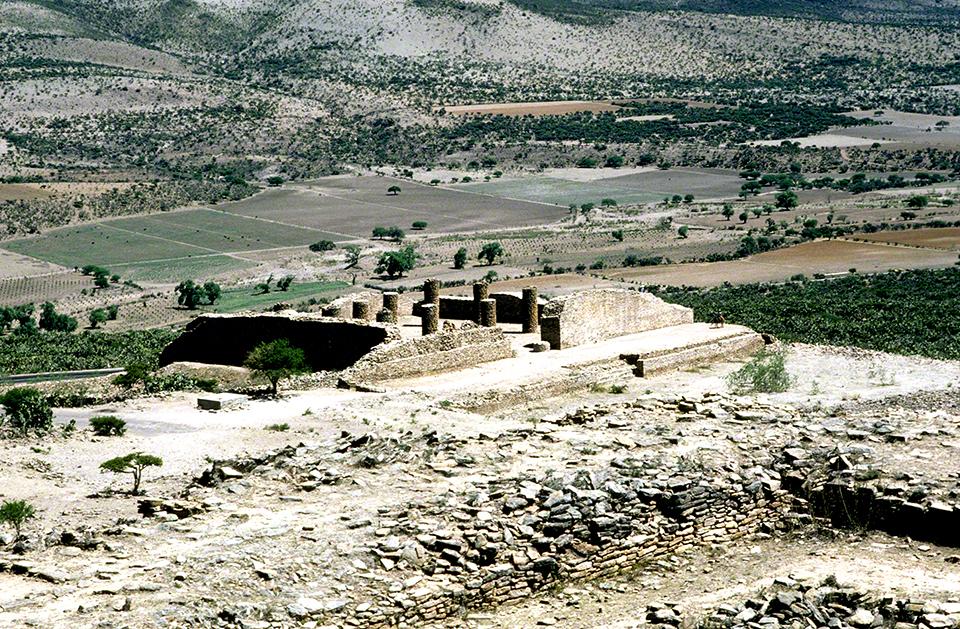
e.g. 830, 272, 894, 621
540, 289, 693, 349
342, 324, 514, 383
158, 313, 399, 371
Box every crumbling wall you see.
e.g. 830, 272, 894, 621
159, 313, 399, 371
540, 289, 693, 349
342, 324, 514, 382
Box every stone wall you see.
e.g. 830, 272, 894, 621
540, 289, 693, 349
354, 460, 791, 627
621, 330, 765, 377
414, 292, 544, 324
158, 313, 399, 371
342, 324, 515, 383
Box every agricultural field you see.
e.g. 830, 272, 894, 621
657, 267, 960, 360
1, 208, 331, 282
461, 168, 745, 206
604, 237, 960, 287
222, 176, 568, 237
854, 227, 960, 250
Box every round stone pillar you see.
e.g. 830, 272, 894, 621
473, 281, 489, 323
522, 286, 539, 333
423, 279, 441, 307
382, 292, 399, 323
352, 300, 371, 321
421, 303, 439, 335
480, 298, 497, 328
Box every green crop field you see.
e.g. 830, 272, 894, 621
211, 280, 349, 313
2, 208, 335, 281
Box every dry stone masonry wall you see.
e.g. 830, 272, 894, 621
540, 289, 694, 349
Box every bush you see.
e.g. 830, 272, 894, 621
726, 350, 792, 394
309, 240, 336, 252
100, 452, 163, 494
0, 388, 53, 436
0, 500, 35, 541
265, 423, 290, 432
90, 415, 126, 437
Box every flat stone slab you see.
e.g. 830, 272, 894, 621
197, 393, 247, 410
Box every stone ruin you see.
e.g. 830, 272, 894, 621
159, 284, 752, 384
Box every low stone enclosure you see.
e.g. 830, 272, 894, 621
159, 312, 515, 382
159, 287, 749, 384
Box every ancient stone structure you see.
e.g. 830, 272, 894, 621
620, 329, 765, 377
159, 313, 399, 371
417, 292, 544, 325
352, 300, 371, 321
479, 298, 497, 327
343, 325, 515, 383
522, 287, 538, 333
375, 309, 392, 323
422, 279, 441, 309
540, 289, 693, 349
472, 281, 489, 322
421, 303, 438, 336
382, 292, 399, 323
322, 304, 344, 318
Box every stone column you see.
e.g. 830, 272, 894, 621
421, 303, 438, 335
473, 281, 489, 323
522, 286, 539, 333
423, 279, 441, 307
382, 292, 399, 323
479, 298, 497, 327
352, 300, 370, 321
323, 304, 343, 318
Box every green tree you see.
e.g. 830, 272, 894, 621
175, 280, 205, 309
376, 245, 420, 278
678, 225, 689, 239
907, 195, 929, 209
739, 211, 749, 223
203, 282, 221, 305
277, 275, 294, 291
106, 304, 119, 320
722, 204, 735, 220
601, 198, 618, 207
1, 388, 53, 436
100, 452, 163, 494
93, 270, 110, 289
683, 194, 695, 204
344, 245, 362, 269
776, 190, 799, 209
0, 500, 35, 542
453, 247, 468, 269
411, 221, 428, 230
38, 302, 77, 333
387, 185, 401, 196
478, 242, 505, 266
386, 226, 405, 242
243, 339, 308, 396
372, 226, 388, 239
89, 308, 108, 328
612, 230, 625, 242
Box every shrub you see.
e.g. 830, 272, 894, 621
265, 423, 290, 432
411, 221, 428, 230
100, 452, 163, 494
0, 500, 35, 541
90, 415, 126, 437
726, 350, 792, 394
309, 240, 336, 252
453, 247, 468, 269
0, 388, 53, 436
